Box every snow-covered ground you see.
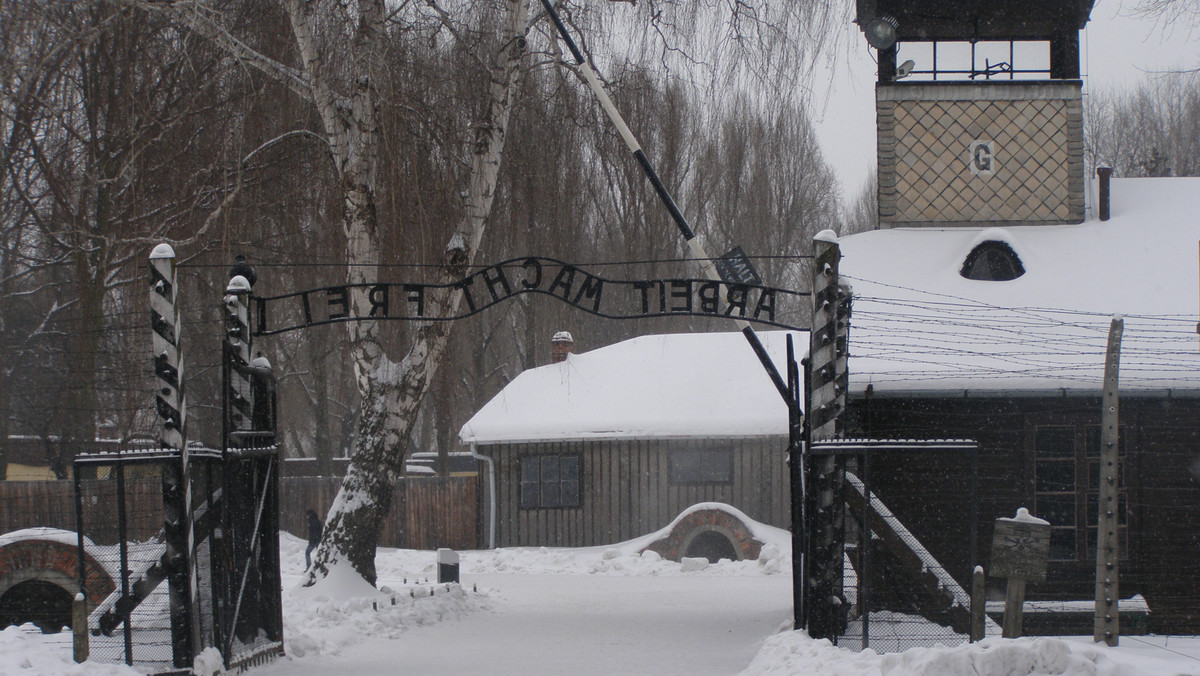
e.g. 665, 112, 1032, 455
3, 522, 1199, 675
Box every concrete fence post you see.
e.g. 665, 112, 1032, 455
72, 593, 88, 663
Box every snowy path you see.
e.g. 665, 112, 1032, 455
262, 571, 793, 675
6, 534, 1200, 674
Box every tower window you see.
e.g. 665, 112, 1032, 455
960, 241, 1025, 281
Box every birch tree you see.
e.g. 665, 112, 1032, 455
119, 0, 534, 585
113, 0, 841, 587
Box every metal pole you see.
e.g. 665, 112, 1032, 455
862, 452, 871, 650
73, 463, 86, 602
801, 355, 812, 631
786, 336, 804, 629
116, 460, 132, 666
73, 462, 89, 662
538, 0, 789, 403
971, 447, 979, 579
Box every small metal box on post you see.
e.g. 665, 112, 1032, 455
437, 549, 460, 584
990, 508, 1051, 638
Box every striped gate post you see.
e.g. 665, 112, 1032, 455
221, 266, 286, 665
221, 273, 253, 655
806, 232, 851, 640
150, 244, 186, 450
149, 244, 199, 666
224, 274, 254, 445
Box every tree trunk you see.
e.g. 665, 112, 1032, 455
121, 0, 531, 586
307, 0, 530, 586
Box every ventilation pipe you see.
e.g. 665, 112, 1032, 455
469, 442, 496, 549
550, 331, 574, 363
1097, 166, 1113, 221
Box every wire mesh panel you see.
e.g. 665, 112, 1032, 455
75, 447, 224, 673
811, 439, 980, 652
76, 451, 172, 670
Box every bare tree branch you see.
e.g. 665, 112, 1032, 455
115, 0, 314, 99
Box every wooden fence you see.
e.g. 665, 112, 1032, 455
279, 475, 479, 550
0, 480, 78, 535
0, 475, 479, 551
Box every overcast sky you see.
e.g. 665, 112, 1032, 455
811, 0, 1200, 202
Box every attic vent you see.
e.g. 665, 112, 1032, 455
960, 241, 1024, 281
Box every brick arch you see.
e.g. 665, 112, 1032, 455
641, 506, 765, 562
0, 538, 114, 605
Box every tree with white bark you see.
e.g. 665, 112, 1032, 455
114, 0, 533, 584
109, 0, 842, 587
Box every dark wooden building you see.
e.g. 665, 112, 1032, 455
843, 0, 1200, 634
838, 75, 1200, 634
459, 331, 801, 549
845, 392, 1200, 633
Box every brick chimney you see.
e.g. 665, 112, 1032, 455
1097, 165, 1113, 221
550, 331, 574, 364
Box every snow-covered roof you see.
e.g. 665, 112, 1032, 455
459, 330, 805, 444
840, 177, 1200, 396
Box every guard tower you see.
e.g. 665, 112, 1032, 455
857, 0, 1095, 227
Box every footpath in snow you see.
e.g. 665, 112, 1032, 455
2, 510, 1199, 675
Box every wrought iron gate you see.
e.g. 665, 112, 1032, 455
74, 246, 282, 673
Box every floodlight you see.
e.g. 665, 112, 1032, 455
865, 15, 898, 50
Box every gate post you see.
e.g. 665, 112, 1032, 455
220, 259, 285, 666
222, 271, 255, 653
150, 244, 199, 667
806, 231, 851, 640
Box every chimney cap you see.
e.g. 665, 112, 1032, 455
552, 331, 574, 344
